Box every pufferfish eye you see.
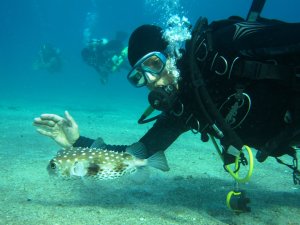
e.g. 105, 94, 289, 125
49, 160, 56, 169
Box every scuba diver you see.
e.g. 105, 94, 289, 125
33, 43, 62, 73
33, 0, 300, 212
81, 33, 129, 84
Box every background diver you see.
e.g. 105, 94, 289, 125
81, 32, 129, 84
33, 43, 62, 73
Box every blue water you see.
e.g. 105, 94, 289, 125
1, 1, 300, 224
1, 0, 299, 107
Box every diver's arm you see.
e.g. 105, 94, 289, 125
138, 113, 188, 157
73, 114, 186, 154
73, 136, 128, 152
75, 114, 187, 155
72, 136, 95, 147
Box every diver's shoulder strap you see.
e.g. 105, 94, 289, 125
190, 16, 244, 59
190, 17, 211, 52
192, 17, 208, 35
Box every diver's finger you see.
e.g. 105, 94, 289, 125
33, 118, 57, 127
34, 123, 57, 132
40, 114, 64, 123
36, 128, 55, 138
64, 111, 77, 126
33, 117, 43, 124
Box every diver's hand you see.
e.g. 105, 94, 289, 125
33, 111, 79, 148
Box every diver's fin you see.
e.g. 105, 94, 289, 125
147, 151, 170, 172
126, 142, 147, 159
90, 137, 106, 149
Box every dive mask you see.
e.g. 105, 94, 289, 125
127, 51, 166, 87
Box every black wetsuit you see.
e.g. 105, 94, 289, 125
74, 16, 300, 160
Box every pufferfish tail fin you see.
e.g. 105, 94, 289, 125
147, 151, 170, 172
126, 142, 170, 172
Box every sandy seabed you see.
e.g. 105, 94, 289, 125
1, 98, 299, 225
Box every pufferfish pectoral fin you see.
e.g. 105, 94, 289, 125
71, 162, 86, 177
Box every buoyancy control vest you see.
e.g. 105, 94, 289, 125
187, 16, 300, 166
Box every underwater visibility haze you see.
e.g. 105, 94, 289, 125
0, 0, 300, 224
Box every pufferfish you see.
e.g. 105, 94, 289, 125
47, 140, 170, 180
